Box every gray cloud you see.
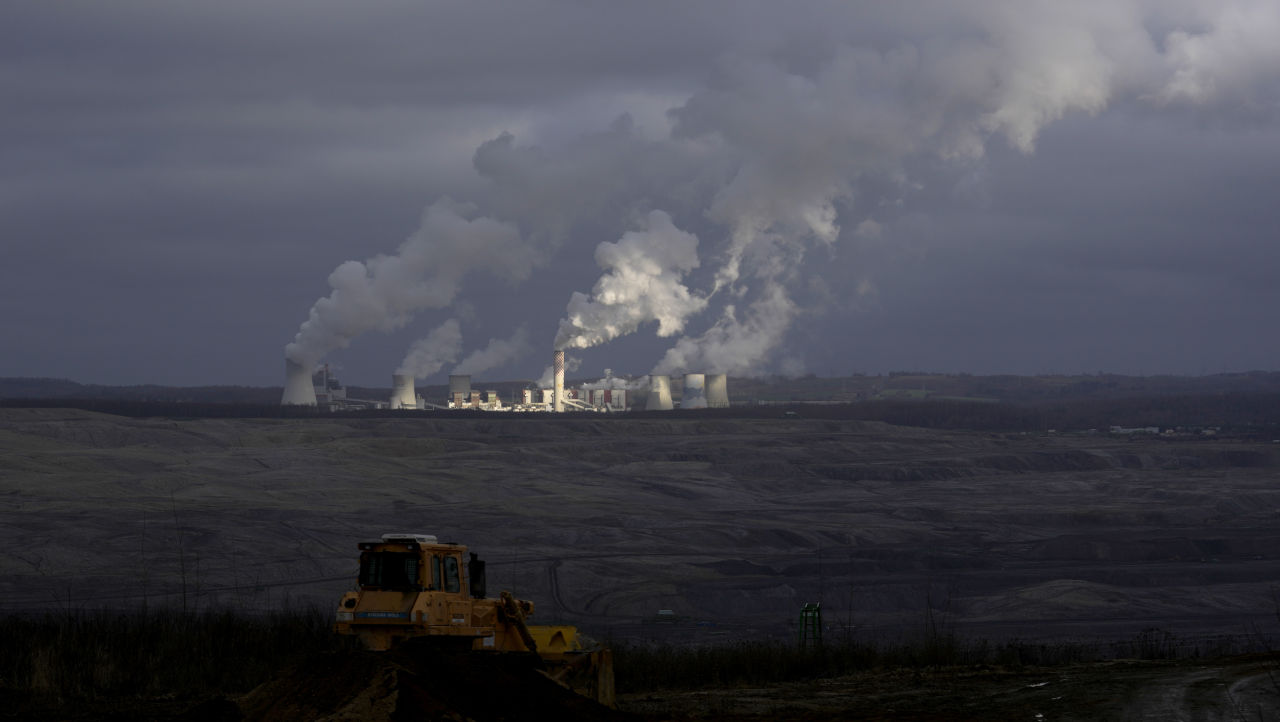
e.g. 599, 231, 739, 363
2, 1, 1278, 385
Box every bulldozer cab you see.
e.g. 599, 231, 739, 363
334, 532, 614, 707
355, 534, 483, 597
335, 533, 506, 651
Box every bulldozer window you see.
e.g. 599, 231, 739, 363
359, 552, 420, 590
443, 555, 460, 593
431, 556, 442, 590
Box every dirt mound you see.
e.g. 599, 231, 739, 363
239, 643, 631, 721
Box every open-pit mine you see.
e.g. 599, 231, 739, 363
3, 407, 1277, 649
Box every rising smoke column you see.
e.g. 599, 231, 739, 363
653, 281, 797, 376
651, 2, 1272, 375
396, 319, 463, 379
453, 326, 532, 376
285, 198, 536, 368
554, 210, 707, 350
673, 11, 1130, 294
282, 3, 1280, 380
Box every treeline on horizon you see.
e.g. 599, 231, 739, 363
2, 393, 1278, 435
4, 370, 1279, 405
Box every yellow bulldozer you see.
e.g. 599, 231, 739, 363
334, 533, 614, 707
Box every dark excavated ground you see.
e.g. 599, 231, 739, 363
2, 408, 1279, 718
0, 642, 630, 721
238, 643, 628, 722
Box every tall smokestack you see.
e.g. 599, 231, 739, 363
553, 350, 565, 413
646, 374, 673, 410
390, 374, 416, 410
281, 359, 318, 406
682, 373, 707, 409
706, 374, 729, 408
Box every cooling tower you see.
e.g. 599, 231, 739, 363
448, 374, 471, 404
682, 373, 707, 409
390, 374, 416, 410
646, 374, 673, 411
553, 350, 565, 413
706, 373, 729, 408
281, 359, 317, 406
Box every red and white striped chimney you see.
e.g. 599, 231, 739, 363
553, 350, 565, 412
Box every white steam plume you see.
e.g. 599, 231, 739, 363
537, 355, 581, 388
1155, 2, 1280, 104
396, 319, 463, 379
676, 9, 1133, 295
654, 2, 1280, 375
554, 210, 707, 350
653, 282, 797, 376
582, 374, 648, 391
453, 327, 532, 376
285, 198, 536, 367
282, 2, 1280, 380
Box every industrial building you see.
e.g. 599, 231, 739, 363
706, 373, 729, 408
282, 349, 726, 413
646, 374, 673, 410
281, 363, 388, 411
682, 373, 707, 409
389, 374, 416, 409
281, 359, 318, 406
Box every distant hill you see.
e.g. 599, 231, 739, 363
0, 377, 282, 404
3, 373, 1278, 434
729, 370, 1280, 405
5, 371, 1280, 406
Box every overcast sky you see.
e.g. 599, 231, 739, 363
3, 1, 1278, 387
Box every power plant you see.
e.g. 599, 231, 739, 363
553, 349, 565, 413
645, 374, 673, 410
706, 373, 729, 408
448, 375, 471, 406
281, 359, 318, 406
389, 374, 417, 410
681, 373, 707, 409
282, 349, 727, 413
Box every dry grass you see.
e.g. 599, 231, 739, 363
0, 606, 349, 702
611, 629, 1273, 693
